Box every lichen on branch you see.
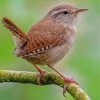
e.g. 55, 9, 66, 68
0, 70, 90, 100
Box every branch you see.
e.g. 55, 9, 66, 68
0, 70, 90, 100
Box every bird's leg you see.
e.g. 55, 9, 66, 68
47, 64, 78, 96
34, 65, 46, 84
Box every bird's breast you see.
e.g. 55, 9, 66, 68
47, 32, 76, 66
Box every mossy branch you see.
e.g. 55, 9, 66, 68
0, 70, 90, 100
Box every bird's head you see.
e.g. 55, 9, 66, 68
46, 4, 88, 27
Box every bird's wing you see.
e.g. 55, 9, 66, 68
19, 31, 66, 57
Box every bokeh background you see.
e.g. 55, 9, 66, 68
0, 0, 100, 100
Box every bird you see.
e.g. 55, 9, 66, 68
2, 4, 87, 95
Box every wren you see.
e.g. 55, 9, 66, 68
2, 4, 87, 95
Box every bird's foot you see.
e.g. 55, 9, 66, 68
34, 65, 47, 85
63, 77, 78, 97
37, 69, 47, 85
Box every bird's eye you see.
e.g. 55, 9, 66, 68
63, 11, 68, 15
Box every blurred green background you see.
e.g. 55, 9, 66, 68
0, 0, 100, 100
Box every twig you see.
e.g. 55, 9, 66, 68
0, 70, 90, 100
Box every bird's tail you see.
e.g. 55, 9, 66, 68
2, 17, 28, 41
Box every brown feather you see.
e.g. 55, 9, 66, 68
2, 17, 27, 41
19, 19, 68, 57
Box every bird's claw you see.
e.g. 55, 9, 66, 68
63, 77, 78, 97
37, 70, 47, 85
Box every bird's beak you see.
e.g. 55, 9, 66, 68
72, 8, 88, 15
71, 9, 88, 15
